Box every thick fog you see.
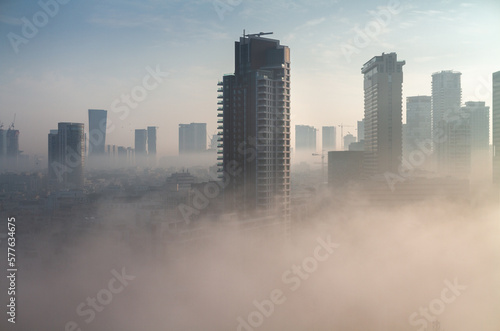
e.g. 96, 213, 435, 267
1, 191, 499, 331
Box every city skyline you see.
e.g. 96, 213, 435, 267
1, 0, 499, 157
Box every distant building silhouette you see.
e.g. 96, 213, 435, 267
322, 126, 336, 151
179, 123, 206, 154
218, 33, 291, 228
431, 70, 462, 176
343, 133, 356, 151
362, 52, 405, 175
493, 71, 500, 186
464, 101, 490, 178
405, 96, 431, 161
357, 119, 365, 142
147, 126, 157, 166
328, 151, 364, 187
135, 129, 147, 166
88, 109, 107, 157
0, 128, 19, 170
135, 129, 147, 155
48, 123, 85, 190
295, 125, 316, 151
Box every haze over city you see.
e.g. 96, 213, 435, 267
0, 1, 499, 331
1, 0, 499, 156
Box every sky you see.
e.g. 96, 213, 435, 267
1, 0, 499, 158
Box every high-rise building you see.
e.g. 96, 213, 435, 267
405, 96, 432, 159
135, 129, 147, 166
357, 119, 365, 142
147, 126, 157, 156
322, 126, 336, 151
134, 129, 147, 155
362, 52, 405, 175
0, 128, 19, 170
464, 101, 489, 152
48, 123, 85, 190
463, 101, 489, 179
493, 71, 500, 186
147, 126, 157, 167
179, 123, 207, 154
344, 133, 356, 151
88, 109, 107, 156
218, 33, 291, 225
431, 70, 462, 175
295, 125, 316, 151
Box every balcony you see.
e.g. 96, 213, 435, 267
217, 94, 223, 98
217, 81, 223, 86
217, 125, 223, 130
217, 119, 223, 123
217, 100, 223, 105
217, 107, 223, 111
217, 87, 223, 92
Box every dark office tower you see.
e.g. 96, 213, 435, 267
88, 109, 107, 156
295, 125, 317, 151
218, 33, 291, 225
494, 71, 500, 186
135, 129, 147, 166
179, 123, 207, 154
322, 126, 336, 151
48, 130, 59, 190
431, 70, 462, 175
405, 96, 432, 159
48, 123, 85, 190
362, 52, 405, 175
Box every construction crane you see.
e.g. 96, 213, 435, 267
9, 114, 16, 130
312, 150, 327, 184
338, 123, 354, 150
243, 30, 273, 38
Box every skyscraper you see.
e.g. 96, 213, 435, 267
464, 101, 489, 152
0, 127, 19, 170
134, 129, 147, 154
464, 101, 489, 179
493, 71, 500, 186
322, 126, 336, 151
48, 123, 85, 190
295, 125, 316, 151
179, 123, 207, 154
147, 126, 157, 156
431, 70, 462, 175
88, 109, 107, 156
357, 119, 365, 142
362, 52, 405, 175
344, 133, 356, 151
219, 33, 290, 225
405, 96, 432, 159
